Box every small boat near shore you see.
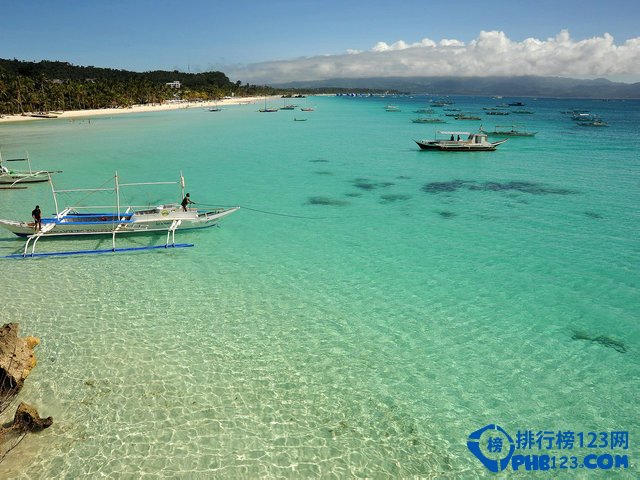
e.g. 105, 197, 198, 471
29, 112, 58, 119
415, 131, 507, 151
259, 97, 278, 112
0, 172, 239, 257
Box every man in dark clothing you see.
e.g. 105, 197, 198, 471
181, 193, 195, 212
32, 205, 42, 231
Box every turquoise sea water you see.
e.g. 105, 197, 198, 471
0, 96, 638, 478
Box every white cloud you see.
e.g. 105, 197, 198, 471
227, 30, 640, 84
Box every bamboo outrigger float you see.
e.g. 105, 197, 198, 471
0, 172, 239, 258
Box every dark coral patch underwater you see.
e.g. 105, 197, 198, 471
571, 330, 627, 354
380, 194, 412, 203
306, 196, 350, 206
351, 178, 396, 191
422, 180, 577, 195
438, 211, 457, 219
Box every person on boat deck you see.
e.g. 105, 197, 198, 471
32, 205, 42, 231
450, 134, 455, 141
457, 135, 461, 141
181, 193, 195, 212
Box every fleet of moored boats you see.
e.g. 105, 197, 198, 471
0, 95, 614, 257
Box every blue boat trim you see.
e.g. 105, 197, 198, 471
52, 220, 135, 225
1, 243, 195, 259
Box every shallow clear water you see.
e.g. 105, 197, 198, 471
0, 96, 638, 477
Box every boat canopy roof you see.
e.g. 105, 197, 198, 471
437, 131, 473, 135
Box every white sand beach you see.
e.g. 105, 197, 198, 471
0, 96, 279, 124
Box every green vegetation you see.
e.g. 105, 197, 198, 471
0, 59, 281, 114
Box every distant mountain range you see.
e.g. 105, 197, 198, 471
272, 76, 640, 99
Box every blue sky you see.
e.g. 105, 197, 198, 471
1, 0, 639, 82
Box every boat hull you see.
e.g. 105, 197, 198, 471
415, 139, 506, 151
0, 174, 50, 184
0, 206, 240, 237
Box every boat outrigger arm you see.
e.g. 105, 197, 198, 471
1, 171, 239, 258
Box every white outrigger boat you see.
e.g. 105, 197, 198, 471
0, 151, 61, 188
0, 172, 239, 258
415, 131, 507, 151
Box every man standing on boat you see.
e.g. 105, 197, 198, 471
31, 205, 42, 231
181, 193, 195, 212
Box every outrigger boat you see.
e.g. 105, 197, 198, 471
415, 131, 507, 151
480, 125, 537, 137
411, 117, 446, 124
0, 172, 239, 257
0, 151, 61, 188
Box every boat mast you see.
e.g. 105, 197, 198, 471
25, 151, 33, 174
115, 171, 120, 219
180, 171, 185, 200
49, 172, 60, 218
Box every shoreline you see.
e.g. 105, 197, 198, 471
0, 96, 282, 124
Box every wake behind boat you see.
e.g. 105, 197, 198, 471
0, 172, 239, 257
415, 131, 507, 151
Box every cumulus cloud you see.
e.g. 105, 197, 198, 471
227, 30, 640, 84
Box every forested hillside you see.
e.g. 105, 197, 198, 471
0, 59, 278, 114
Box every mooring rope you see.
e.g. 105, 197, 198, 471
197, 202, 328, 220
